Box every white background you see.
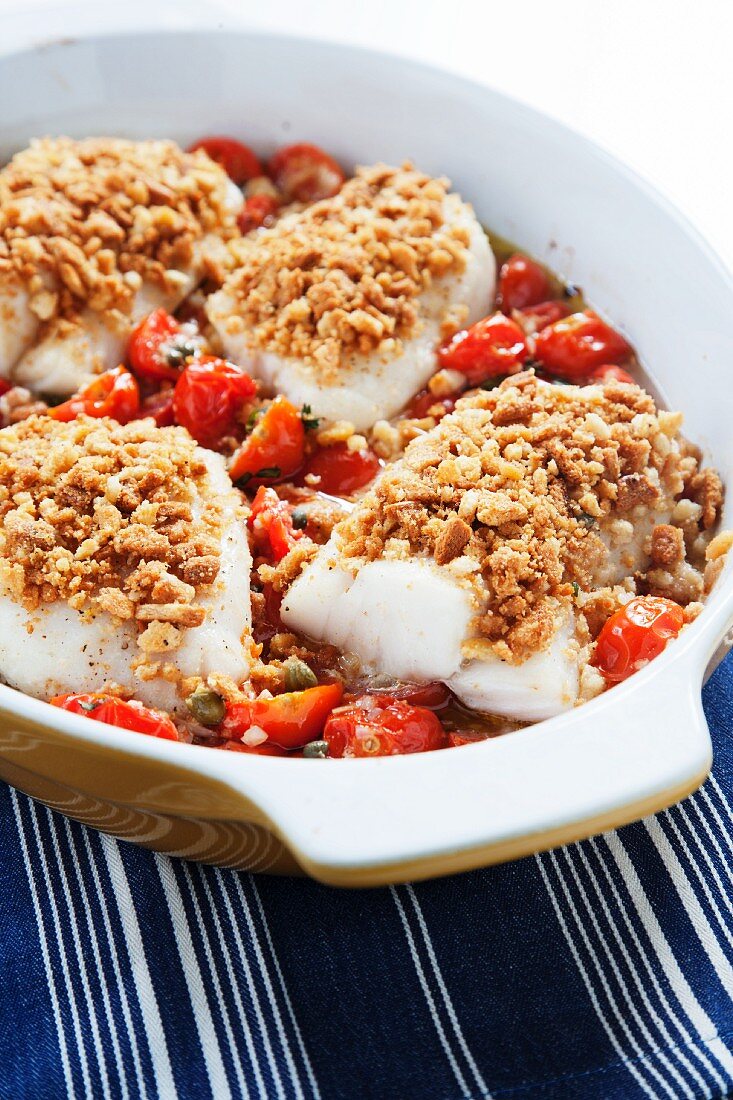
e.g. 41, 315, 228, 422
1, 0, 732, 268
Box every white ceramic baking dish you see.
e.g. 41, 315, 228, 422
0, 29, 730, 886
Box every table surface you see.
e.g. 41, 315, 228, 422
1, 0, 732, 270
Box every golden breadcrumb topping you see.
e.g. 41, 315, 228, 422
214, 163, 470, 381
0, 137, 239, 326
334, 372, 715, 663
0, 416, 229, 643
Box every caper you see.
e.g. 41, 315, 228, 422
283, 656, 318, 691
291, 509, 308, 530
185, 684, 226, 727
167, 340, 198, 368
303, 740, 329, 759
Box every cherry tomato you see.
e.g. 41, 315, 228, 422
248, 485, 301, 562
0, 378, 11, 398
140, 388, 175, 427
324, 697, 446, 758
534, 310, 632, 380
238, 193, 280, 233
221, 683, 344, 750
438, 313, 527, 384
229, 395, 305, 483
268, 143, 345, 203
188, 136, 262, 184
173, 356, 257, 448
498, 254, 552, 311
515, 300, 570, 334
51, 693, 178, 740
301, 443, 380, 496
592, 596, 685, 683
222, 740, 289, 756
253, 584, 285, 647
127, 308, 182, 383
406, 389, 456, 420
587, 363, 636, 385
50, 367, 140, 424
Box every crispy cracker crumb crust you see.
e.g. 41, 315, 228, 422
334, 372, 695, 663
0, 415, 228, 647
216, 163, 470, 381
0, 137, 238, 326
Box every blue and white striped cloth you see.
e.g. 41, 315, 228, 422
2, 654, 733, 1099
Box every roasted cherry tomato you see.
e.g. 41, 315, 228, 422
50, 367, 140, 424
592, 596, 685, 683
438, 313, 527, 384
534, 310, 632, 380
51, 693, 179, 741
248, 485, 301, 562
498, 254, 552, 312
324, 696, 446, 758
222, 740, 289, 756
173, 356, 257, 448
127, 308, 183, 383
221, 683, 344, 750
301, 443, 380, 496
515, 299, 570, 334
188, 136, 262, 184
140, 388, 176, 427
268, 143, 345, 203
238, 193, 280, 233
446, 731, 487, 747
0, 378, 11, 398
406, 389, 457, 420
587, 363, 636, 385
229, 395, 305, 483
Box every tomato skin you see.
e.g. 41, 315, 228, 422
364, 682, 452, 710
222, 740, 289, 756
268, 143, 345, 203
406, 389, 456, 420
51, 693, 179, 740
188, 136, 262, 184
238, 193, 280, 233
248, 485, 301, 562
534, 310, 632, 380
221, 683, 344, 750
515, 299, 570, 334
324, 697, 447, 758
229, 395, 305, 483
587, 363, 636, 385
302, 443, 380, 496
438, 313, 527, 384
172, 356, 257, 447
593, 596, 685, 683
0, 378, 11, 398
140, 388, 175, 427
499, 254, 552, 311
50, 367, 140, 424
127, 308, 181, 383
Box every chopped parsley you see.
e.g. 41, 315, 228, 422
301, 404, 320, 431
255, 466, 281, 480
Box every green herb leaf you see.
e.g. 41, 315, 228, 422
245, 407, 263, 433
301, 404, 320, 431
571, 581, 580, 597
256, 466, 281, 480
480, 376, 507, 391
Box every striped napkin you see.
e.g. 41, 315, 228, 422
2, 654, 732, 1100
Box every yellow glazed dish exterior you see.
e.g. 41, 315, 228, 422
0, 30, 731, 886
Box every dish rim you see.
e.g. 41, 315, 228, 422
0, 27, 731, 883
